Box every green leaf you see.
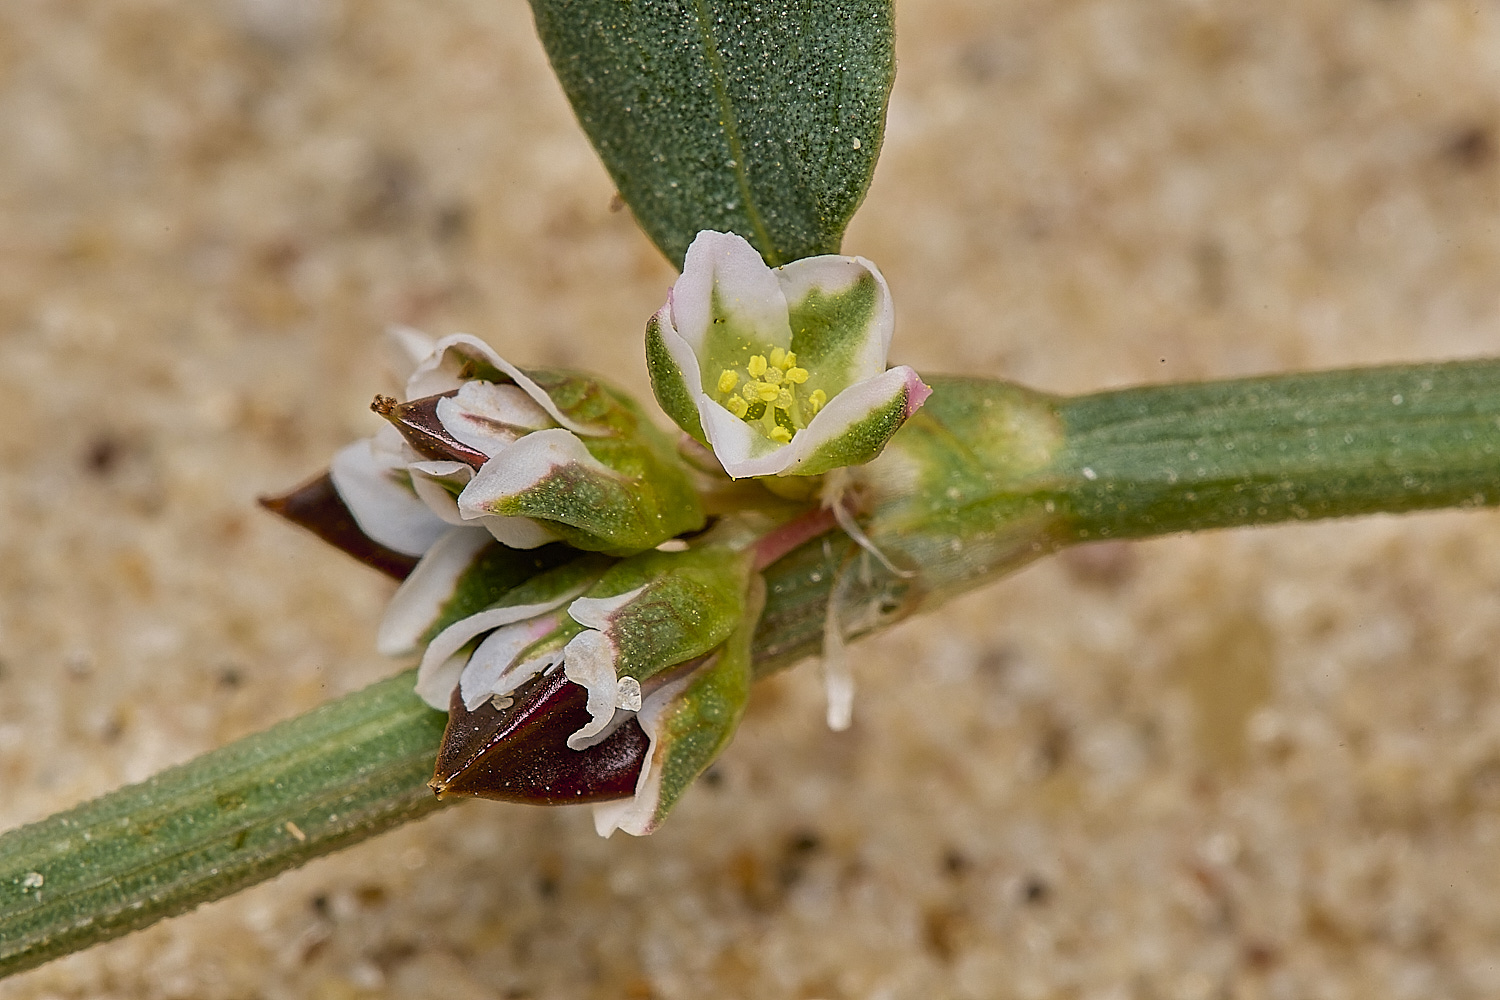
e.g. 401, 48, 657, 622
528, 0, 895, 268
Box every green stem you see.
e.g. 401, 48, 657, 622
0, 673, 448, 979
5, 359, 1499, 979
1054, 360, 1500, 538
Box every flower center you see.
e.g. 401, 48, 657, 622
715, 347, 826, 444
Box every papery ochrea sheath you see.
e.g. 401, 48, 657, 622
647, 231, 930, 479
331, 330, 705, 558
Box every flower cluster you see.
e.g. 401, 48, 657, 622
330, 331, 704, 559
389, 539, 757, 836
276, 230, 930, 836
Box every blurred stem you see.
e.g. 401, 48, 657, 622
4, 359, 1499, 979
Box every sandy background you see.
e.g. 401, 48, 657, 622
3, 0, 1500, 997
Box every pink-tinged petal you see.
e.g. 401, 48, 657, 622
903, 368, 933, 417
415, 587, 590, 709
670, 231, 790, 354
774, 253, 895, 384
562, 629, 622, 749
377, 527, 494, 657
459, 613, 565, 711
437, 381, 555, 457
329, 429, 449, 556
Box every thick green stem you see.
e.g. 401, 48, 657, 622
1054, 360, 1500, 539
0, 673, 448, 979
5, 359, 1499, 980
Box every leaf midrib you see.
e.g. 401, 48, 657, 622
688, 0, 779, 264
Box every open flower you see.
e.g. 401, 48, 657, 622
647, 230, 931, 478
330, 331, 704, 557
400, 541, 759, 834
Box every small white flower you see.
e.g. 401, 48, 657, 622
647, 231, 930, 478
330, 330, 703, 557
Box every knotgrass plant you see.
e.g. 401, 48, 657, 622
3, 1, 1498, 978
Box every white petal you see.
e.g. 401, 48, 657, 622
653, 304, 712, 403
459, 614, 564, 711
562, 629, 621, 749
698, 394, 788, 474
671, 231, 790, 355
409, 459, 556, 548
566, 584, 649, 631
329, 433, 449, 557
480, 515, 558, 549
414, 651, 468, 713
774, 253, 895, 385
437, 381, 556, 456
414, 587, 590, 710
458, 428, 612, 517
404, 333, 509, 399
377, 527, 493, 657
384, 326, 436, 381
710, 365, 920, 479
821, 578, 854, 732
407, 334, 603, 437
408, 460, 474, 526
592, 667, 697, 838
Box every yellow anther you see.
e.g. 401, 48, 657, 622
756, 382, 781, 402
726, 396, 749, 418
783, 352, 796, 368
717, 369, 740, 394
769, 426, 793, 444
808, 388, 827, 415
768, 347, 787, 369
762, 366, 784, 386
741, 381, 763, 401
784, 367, 809, 384
747, 355, 768, 377
775, 388, 794, 410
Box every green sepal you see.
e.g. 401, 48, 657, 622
779, 376, 911, 477
646, 316, 707, 445
460, 372, 707, 554
595, 575, 763, 836
576, 545, 754, 685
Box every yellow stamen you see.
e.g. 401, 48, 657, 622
718, 347, 820, 445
